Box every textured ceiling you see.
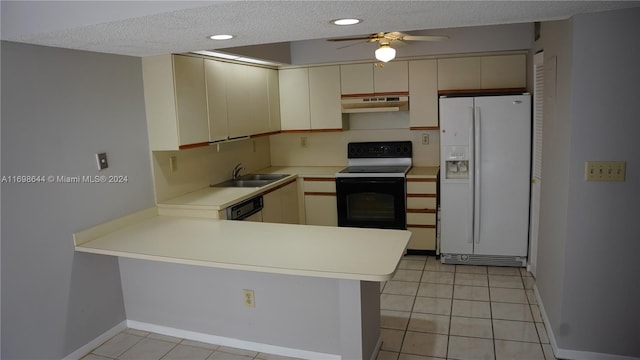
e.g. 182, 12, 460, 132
2, 1, 640, 58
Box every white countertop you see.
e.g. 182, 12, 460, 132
74, 208, 411, 282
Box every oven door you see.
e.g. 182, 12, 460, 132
336, 177, 406, 229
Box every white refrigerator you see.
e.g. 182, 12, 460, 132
439, 95, 531, 266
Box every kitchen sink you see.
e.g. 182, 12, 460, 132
211, 174, 289, 188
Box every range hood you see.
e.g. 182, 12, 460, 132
341, 94, 409, 113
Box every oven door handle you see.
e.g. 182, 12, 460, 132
336, 178, 404, 185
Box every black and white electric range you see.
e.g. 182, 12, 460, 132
335, 141, 412, 230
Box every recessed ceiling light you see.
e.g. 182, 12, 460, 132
208, 34, 234, 40
331, 18, 362, 26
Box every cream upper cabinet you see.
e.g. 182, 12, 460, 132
279, 66, 342, 131
309, 66, 342, 130
408, 59, 438, 129
204, 59, 229, 142
438, 54, 526, 91
480, 54, 527, 89
267, 69, 281, 133
437, 57, 482, 91
374, 61, 409, 93
340, 61, 409, 95
279, 68, 311, 131
340, 63, 373, 95
143, 54, 209, 150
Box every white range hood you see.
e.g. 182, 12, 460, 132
341, 95, 409, 113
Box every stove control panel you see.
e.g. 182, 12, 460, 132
347, 141, 412, 159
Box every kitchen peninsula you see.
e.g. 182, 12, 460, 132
74, 191, 410, 359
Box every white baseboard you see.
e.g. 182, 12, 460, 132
127, 320, 341, 360
62, 320, 127, 360
534, 286, 640, 360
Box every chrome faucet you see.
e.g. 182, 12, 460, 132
232, 163, 245, 180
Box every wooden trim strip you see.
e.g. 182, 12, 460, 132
410, 126, 439, 131
407, 178, 437, 182
178, 142, 210, 150
407, 224, 437, 229
304, 192, 336, 196
303, 177, 335, 181
279, 128, 343, 134
250, 131, 281, 138
341, 91, 409, 98
438, 88, 527, 96
407, 194, 436, 198
407, 209, 437, 214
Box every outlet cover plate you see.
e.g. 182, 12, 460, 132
96, 153, 109, 170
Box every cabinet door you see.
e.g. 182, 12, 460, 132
204, 59, 229, 142
309, 66, 342, 130
407, 227, 436, 250
247, 66, 271, 135
267, 68, 281, 132
481, 54, 526, 89
279, 68, 311, 130
173, 55, 209, 146
374, 60, 408, 93
304, 195, 337, 226
262, 181, 299, 224
340, 63, 373, 95
408, 59, 438, 129
437, 57, 481, 90
226, 62, 252, 138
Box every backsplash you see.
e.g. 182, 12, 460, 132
269, 129, 440, 167
152, 137, 271, 202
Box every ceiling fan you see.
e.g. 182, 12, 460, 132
327, 31, 448, 63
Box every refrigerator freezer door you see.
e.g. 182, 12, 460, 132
473, 95, 531, 256
440, 97, 473, 146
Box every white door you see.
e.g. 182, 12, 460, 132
528, 52, 547, 276
440, 97, 474, 254
473, 95, 531, 256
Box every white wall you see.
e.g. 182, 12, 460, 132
535, 8, 640, 358
1, 41, 155, 358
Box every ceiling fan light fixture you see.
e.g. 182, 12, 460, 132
375, 44, 396, 62
331, 18, 362, 26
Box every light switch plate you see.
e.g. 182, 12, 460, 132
96, 153, 109, 170
585, 161, 626, 182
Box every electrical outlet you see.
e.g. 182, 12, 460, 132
243, 289, 255, 308
170, 156, 178, 173
585, 161, 626, 182
421, 134, 429, 145
300, 137, 308, 148
96, 153, 109, 170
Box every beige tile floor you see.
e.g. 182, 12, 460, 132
82, 256, 555, 360
377, 256, 556, 360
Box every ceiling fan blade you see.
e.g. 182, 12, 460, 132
401, 35, 449, 41
336, 41, 370, 49
327, 36, 373, 42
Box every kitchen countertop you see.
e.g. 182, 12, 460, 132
74, 207, 411, 282
407, 166, 440, 178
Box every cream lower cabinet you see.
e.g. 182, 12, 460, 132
302, 177, 337, 226
262, 179, 299, 224
406, 178, 438, 251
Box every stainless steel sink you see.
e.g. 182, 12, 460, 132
211, 174, 289, 188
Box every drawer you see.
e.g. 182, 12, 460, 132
407, 211, 436, 226
407, 196, 436, 210
407, 227, 436, 251
407, 179, 437, 194
303, 178, 336, 193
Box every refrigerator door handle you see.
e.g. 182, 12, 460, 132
474, 106, 481, 244
467, 107, 475, 244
